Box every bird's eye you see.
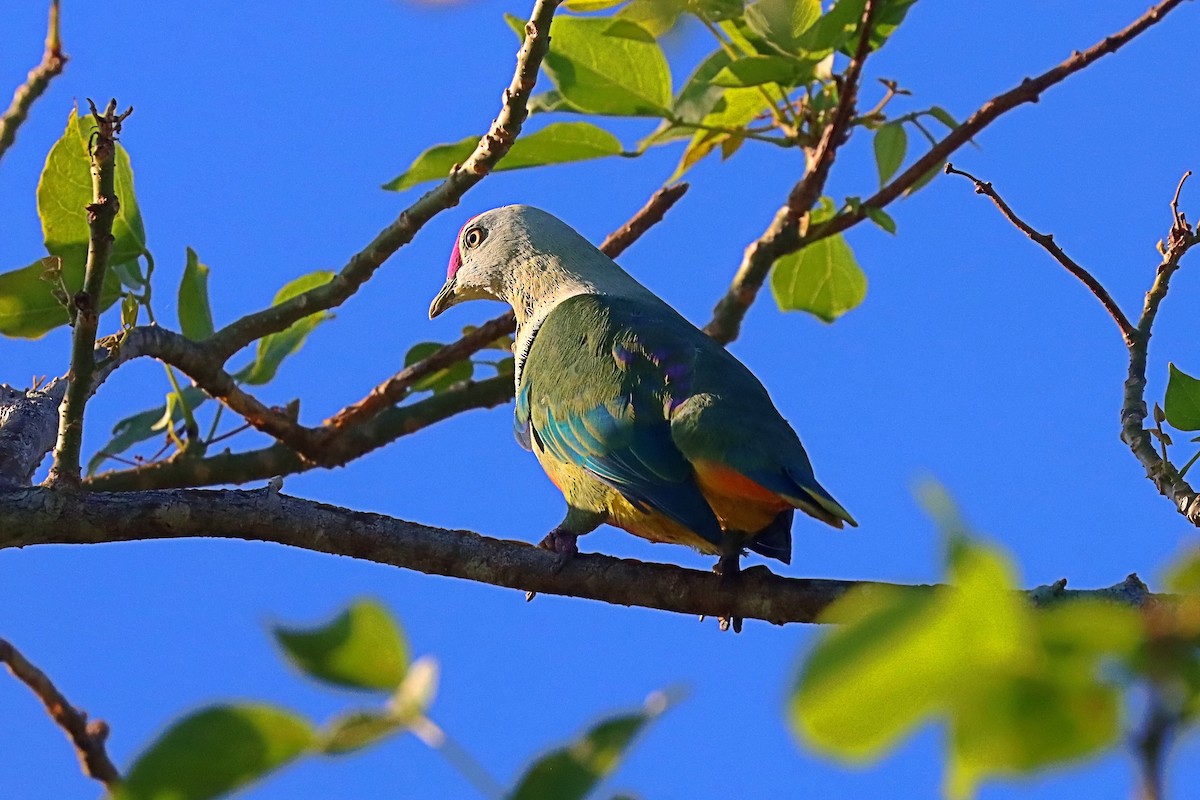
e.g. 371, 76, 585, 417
464, 227, 486, 249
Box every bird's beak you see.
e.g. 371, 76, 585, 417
429, 278, 458, 319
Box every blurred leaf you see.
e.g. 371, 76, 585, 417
771, 199, 866, 322
384, 122, 623, 191
669, 129, 725, 180
744, 0, 821, 55
903, 160, 943, 196
274, 599, 408, 692
929, 105, 960, 130
1166, 546, 1200, 593
178, 247, 215, 341
115, 704, 315, 800
0, 259, 71, 337
694, 0, 745, 21
243, 271, 335, 385
873, 123, 907, 185
404, 342, 475, 393
508, 15, 671, 116
564, 0, 627, 9
711, 55, 804, 88
321, 710, 405, 756
865, 206, 896, 234
390, 655, 440, 723
508, 693, 672, 800
87, 386, 209, 476
1165, 363, 1200, 431
615, 0, 687, 37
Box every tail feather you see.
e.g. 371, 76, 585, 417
747, 509, 793, 564
784, 468, 857, 528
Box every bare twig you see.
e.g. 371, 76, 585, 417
323, 183, 689, 435
0, 488, 1172, 627
944, 163, 1136, 344
0, 0, 67, 166
46, 100, 134, 487
0, 638, 121, 789
704, 0, 1188, 344
202, 0, 563, 363
1120, 172, 1200, 525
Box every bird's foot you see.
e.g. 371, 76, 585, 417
713, 551, 744, 633
537, 528, 579, 574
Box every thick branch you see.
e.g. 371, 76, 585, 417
1120, 172, 1200, 524
705, 0, 1188, 344
944, 163, 1137, 344
0, 379, 66, 487
0, 0, 66, 166
0, 488, 1170, 626
47, 100, 133, 487
202, 0, 562, 363
0, 637, 120, 789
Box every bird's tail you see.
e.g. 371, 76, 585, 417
784, 468, 858, 529
747, 508, 793, 564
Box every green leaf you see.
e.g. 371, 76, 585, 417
743, 0, 822, 56
508, 15, 671, 116
929, 105, 960, 130
770, 215, 866, 323
273, 599, 408, 691
40, 108, 148, 269
87, 386, 209, 476
529, 89, 583, 115
564, 0, 627, 9
669, 129, 725, 181
640, 50, 732, 149
864, 206, 896, 234
0, 258, 71, 338
243, 271, 335, 385
508, 692, 672, 800
711, 55, 804, 88
801, 0, 917, 55
115, 704, 316, 800
403, 342, 475, 393
384, 122, 623, 191
1166, 546, 1200, 593
903, 160, 944, 197
320, 655, 440, 756
873, 123, 907, 186
1165, 363, 1200, 431
178, 247, 215, 341
614, 0, 688, 37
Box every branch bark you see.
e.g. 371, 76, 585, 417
0, 487, 1170, 627
0, 379, 66, 488
704, 0, 1188, 344
0, 637, 121, 790
0, 0, 66, 166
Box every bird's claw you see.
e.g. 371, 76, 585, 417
714, 550, 744, 633
538, 528, 578, 574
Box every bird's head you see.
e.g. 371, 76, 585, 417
428, 205, 617, 320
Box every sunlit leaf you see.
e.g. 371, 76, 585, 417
1166, 546, 1200, 593
508, 692, 672, 800
865, 206, 896, 234
178, 247, 215, 341
384, 122, 623, 191
711, 55, 806, 88
0, 259, 71, 337
744, 0, 821, 56
771, 200, 866, 323
669, 129, 725, 181
1165, 363, 1200, 431
564, 0, 627, 9
508, 15, 671, 116
321, 711, 406, 756
115, 704, 316, 800
873, 123, 907, 185
929, 105, 960, 130
243, 271, 335, 385
274, 599, 408, 691
615, 0, 687, 37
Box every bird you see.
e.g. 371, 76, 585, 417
429, 204, 856, 583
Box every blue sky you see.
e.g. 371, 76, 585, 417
2, 1, 1199, 797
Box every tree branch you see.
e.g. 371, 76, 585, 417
0, 488, 1171, 626
0, 0, 66, 166
705, 0, 879, 342
704, 0, 1188, 344
1120, 171, 1200, 525
47, 100, 133, 487
201, 0, 563, 364
0, 379, 66, 488
944, 162, 1137, 344
0, 637, 121, 790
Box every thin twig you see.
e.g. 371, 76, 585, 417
202, 0, 563, 363
1120, 171, 1200, 525
46, 100, 134, 487
944, 163, 1136, 344
1134, 687, 1177, 800
704, 0, 1188, 344
0, 0, 67, 166
0, 488, 1172, 627
0, 638, 121, 789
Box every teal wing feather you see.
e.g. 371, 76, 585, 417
519, 296, 723, 547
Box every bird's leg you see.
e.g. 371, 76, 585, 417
714, 534, 746, 633
537, 506, 604, 574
